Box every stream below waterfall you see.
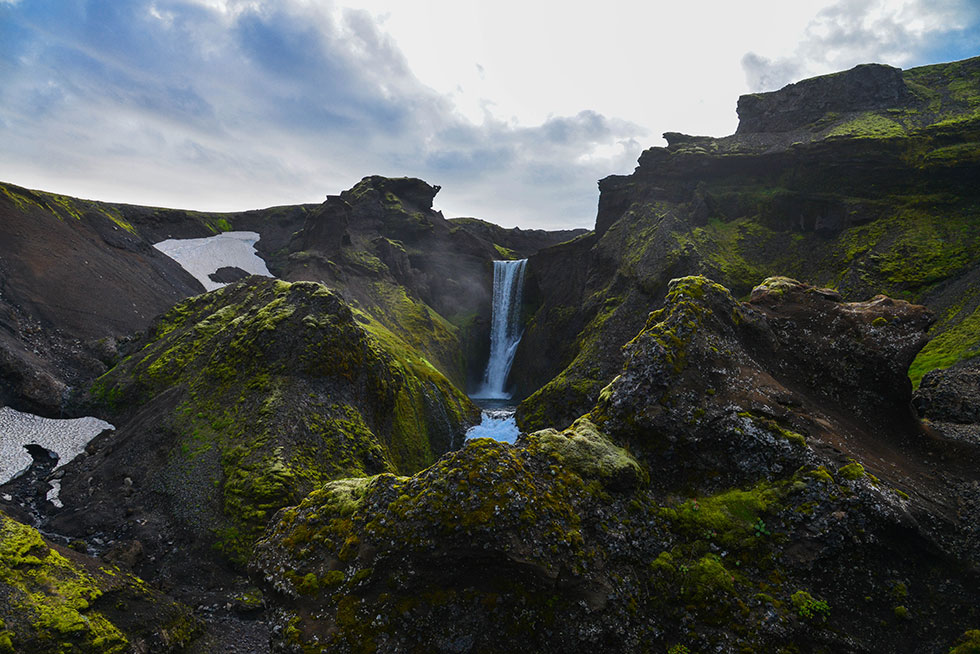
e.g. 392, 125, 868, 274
465, 400, 519, 444
467, 259, 528, 443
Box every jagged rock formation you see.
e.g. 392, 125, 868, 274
515, 55, 980, 431
249, 275, 980, 653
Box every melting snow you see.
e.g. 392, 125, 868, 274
0, 406, 114, 485
154, 231, 273, 291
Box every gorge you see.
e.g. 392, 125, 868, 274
0, 55, 979, 654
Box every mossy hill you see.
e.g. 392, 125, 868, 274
249, 275, 980, 653
0, 510, 199, 653
514, 55, 980, 431
49, 278, 477, 572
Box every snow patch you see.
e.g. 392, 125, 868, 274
154, 231, 273, 291
0, 407, 114, 485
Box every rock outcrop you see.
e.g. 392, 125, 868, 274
0, 510, 199, 653
248, 275, 980, 653
914, 358, 980, 443
736, 63, 914, 133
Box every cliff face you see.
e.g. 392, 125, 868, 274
516, 55, 980, 431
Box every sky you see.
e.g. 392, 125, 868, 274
0, 1, 978, 230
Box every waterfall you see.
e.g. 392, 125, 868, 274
475, 259, 528, 399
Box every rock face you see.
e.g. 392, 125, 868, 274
914, 358, 980, 441
44, 278, 477, 589
736, 63, 914, 133
516, 55, 980, 431
249, 275, 980, 654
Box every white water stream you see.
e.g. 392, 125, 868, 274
468, 259, 528, 443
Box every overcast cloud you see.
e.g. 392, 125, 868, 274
0, 0, 977, 229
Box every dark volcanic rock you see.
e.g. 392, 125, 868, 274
736, 63, 914, 133
0, 183, 204, 413
207, 266, 252, 283
295, 195, 351, 255
914, 358, 980, 442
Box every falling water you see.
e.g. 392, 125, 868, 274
474, 259, 528, 400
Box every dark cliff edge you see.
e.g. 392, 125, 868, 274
515, 55, 980, 432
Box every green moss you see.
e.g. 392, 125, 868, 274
910, 302, 980, 387
949, 630, 980, 654
827, 114, 906, 139
838, 462, 866, 481
0, 513, 130, 653
791, 590, 830, 622
529, 418, 644, 489
661, 479, 788, 550
493, 243, 518, 259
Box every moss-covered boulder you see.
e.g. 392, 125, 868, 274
49, 278, 478, 573
0, 510, 199, 653
251, 419, 646, 652
590, 275, 933, 489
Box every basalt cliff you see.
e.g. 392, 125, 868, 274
1, 56, 980, 654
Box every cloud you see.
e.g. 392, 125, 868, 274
742, 0, 980, 91
0, 0, 649, 229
